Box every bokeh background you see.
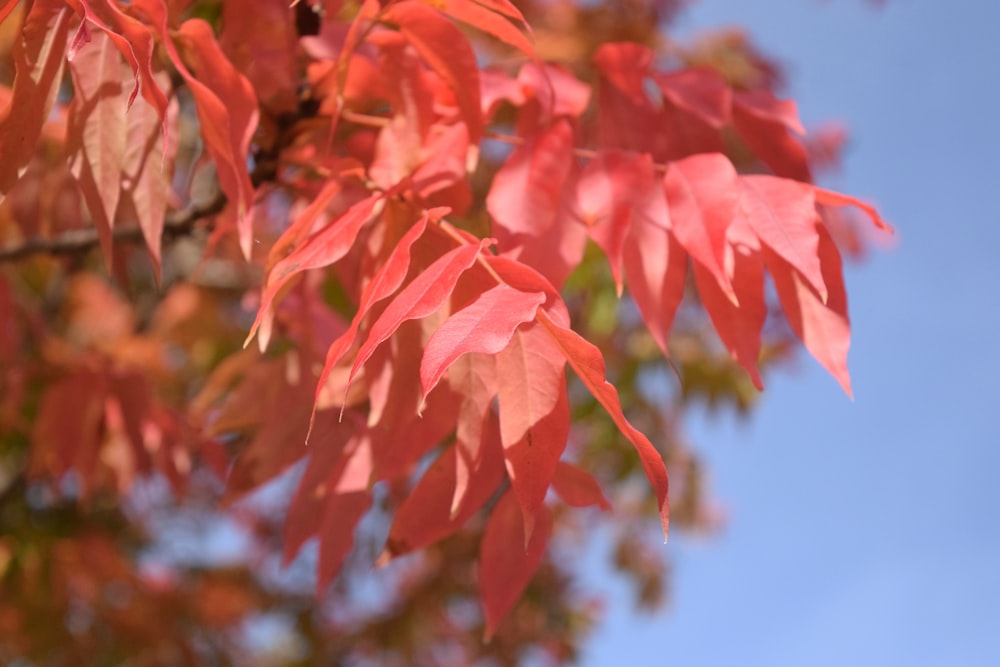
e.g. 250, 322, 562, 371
584, 1, 1000, 664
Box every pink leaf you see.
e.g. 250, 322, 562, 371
421, 283, 546, 398
769, 224, 853, 396
438, 0, 535, 57
654, 66, 731, 129
692, 217, 766, 389
346, 238, 492, 391
496, 324, 569, 539
623, 192, 687, 357
487, 118, 576, 237
813, 186, 894, 233
733, 89, 811, 182
663, 153, 739, 301
536, 310, 669, 539
317, 490, 372, 591
740, 175, 827, 301
247, 193, 385, 348
67, 29, 127, 265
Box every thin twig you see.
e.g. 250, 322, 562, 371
0, 193, 227, 264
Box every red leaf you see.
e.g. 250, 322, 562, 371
67, 29, 127, 265
311, 209, 437, 421
593, 42, 653, 107
654, 66, 731, 129
0, 1, 71, 194
68, 0, 170, 126
479, 490, 552, 640
120, 68, 174, 278
283, 424, 361, 564
623, 188, 686, 357
421, 283, 546, 398
813, 186, 894, 233
536, 310, 669, 538
496, 324, 569, 539
574, 151, 655, 293
317, 490, 372, 591
769, 224, 853, 396
552, 461, 611, 510
247, 193, 385, 349
733, 89, 811, 182
346, 238, 492, 392
137, 0, 258, 257
692, 217, 766, 389
383, 1, 483, 144
384, 425, 505, 557
447, 353, 497, 513
740, 175, 827, 301
437, 0, 535, 57
220, 0, 299, 112
663, 153, 739, 301
517, 62, 591, 120
487, 118, 576, 237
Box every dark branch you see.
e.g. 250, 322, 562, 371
0, 193, 227, 264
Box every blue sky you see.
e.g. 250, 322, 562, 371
584, 1, 1000, 665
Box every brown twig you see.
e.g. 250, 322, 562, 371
0, 193, 227, 264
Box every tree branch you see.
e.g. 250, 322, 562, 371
0, 193, 227, 264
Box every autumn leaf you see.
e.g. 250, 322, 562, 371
0, 1, 71, 194
420, 283, 546, 399
345, 237, 494, 394
663, 153, 740, 302
479, 489, 552, 639
536, 310, 670, 538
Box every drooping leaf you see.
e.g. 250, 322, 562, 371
317, 490, 372, 591
739, 174, 827, 301
384, 423, 505, 557
552, 461, 612, 511
421, 283, 546, 398
732, 89, 811, 182
0, 1, 71, 194
496, 323, 569, 539
479, 489, 552, 640
622, 190, 687, 357
536, 310, 670, 538
654, 66, 731, 129
311, 210, 437, 421
248, 193, 385, 349
447, 352, 497, 514
574, 151, 655, 293
769, 224, 853, 396
436, 0, 535, 57
487, 118, 576, 237
663, 152, 739, 301
692, 216, 766, 389
383, 1, 483, 144
119, 68, 175, 278
346, 238, 493, 393
136, 0, 259, 257
67, 29, 127, 265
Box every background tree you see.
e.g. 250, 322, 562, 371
0, 0, 888, 664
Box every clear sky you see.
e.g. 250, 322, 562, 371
584, 1, 1000, 665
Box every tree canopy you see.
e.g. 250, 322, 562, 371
0, 0, 889, 664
